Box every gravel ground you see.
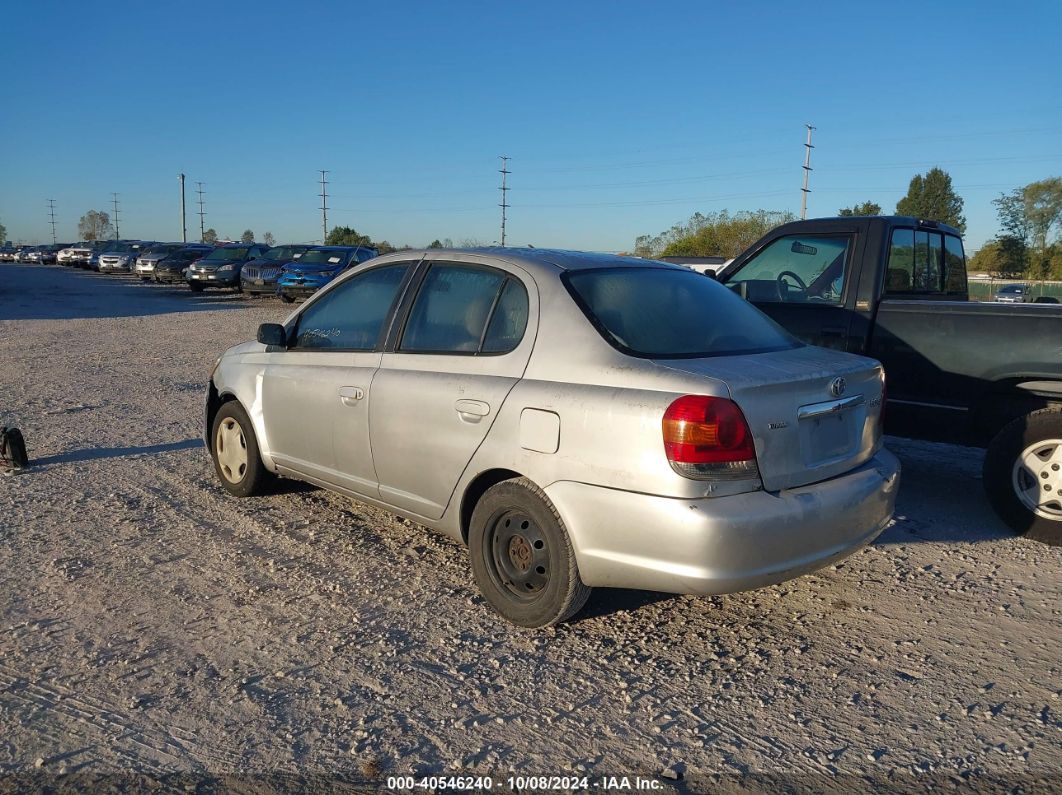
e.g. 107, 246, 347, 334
0, 263, 1059, 793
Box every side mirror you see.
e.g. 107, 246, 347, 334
257, 323, 287, 348
702, 269, 718, 280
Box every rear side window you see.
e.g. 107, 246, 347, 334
400, 264, 527, 354
565, 267, 799, 358
293, 264, 410, 350
886, 229, 963, 295
943, 235, 966, 295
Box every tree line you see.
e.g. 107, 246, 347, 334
633, 167, 969, 259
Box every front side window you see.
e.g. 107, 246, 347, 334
566, 267, 799, 358
400, 264, 526, 354
292, 264, 410, 350
726, 234, 850, 304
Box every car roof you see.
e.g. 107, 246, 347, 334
376, 247, 680, 276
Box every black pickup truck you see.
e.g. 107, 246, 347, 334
717, 216, 1062, 543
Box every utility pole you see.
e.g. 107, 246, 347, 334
112, 193, 121, 239
196, 182, 206, 242
319, 170, 329, 243
178, 173, 187, 243
498, 156, 510, 247
800, 124, 815, 220
47, 199, 57, 243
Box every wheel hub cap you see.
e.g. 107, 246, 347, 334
216, 418, 249, 484
1012, 438, 1062, 521
508, 535, 533, 572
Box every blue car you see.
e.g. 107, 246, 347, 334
277, 245, 378, 302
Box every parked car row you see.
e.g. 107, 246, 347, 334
8, 239, 379, 301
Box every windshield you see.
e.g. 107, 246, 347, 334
145, 244, 183, 255
168, 249, 208, 262
565, 267, 800, 358
1000, 285, 1024, 293
263, 245, 309, 261
105, 242, 138, 253
201, 247, 250, 261
298, 249, 350, 265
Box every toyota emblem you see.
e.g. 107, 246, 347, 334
829, 377, 847, 398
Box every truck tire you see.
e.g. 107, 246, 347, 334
983, 407, 1062, 545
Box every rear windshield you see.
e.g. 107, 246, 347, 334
565, 267, 799, 358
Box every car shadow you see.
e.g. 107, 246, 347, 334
571, 588, 679, 623
875, 436, 1014, 544
32, 439, 204, 467
0, 265, 250, 321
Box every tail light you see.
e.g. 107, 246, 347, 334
663, 395, 759, 481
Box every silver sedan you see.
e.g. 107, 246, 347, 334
205, 249, 899, 626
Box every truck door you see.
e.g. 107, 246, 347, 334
720, 231, 862, 351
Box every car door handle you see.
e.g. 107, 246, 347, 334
455, 399, 490, 422
338, 386, 365, 405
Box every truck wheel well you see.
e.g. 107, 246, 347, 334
973, 383, 1062, 445
460, 468, 522, 544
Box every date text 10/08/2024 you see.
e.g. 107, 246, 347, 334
385, 775, 667, 791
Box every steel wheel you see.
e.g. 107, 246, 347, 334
1012, 438, 1062, 521
469, 477, 591, 626
486, 509, 551, 600
215, 416, 249, 484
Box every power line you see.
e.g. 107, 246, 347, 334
800, 124, 815, 220
196, 182, 206, 242
112, 193, 121, 239
319, 170, 329, 242
46, 199, 57, 243
499, 156, 510, 247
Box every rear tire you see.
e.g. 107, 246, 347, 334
984, 407, 1062, 545
210, 401, 273, 497
469, 477, 591, 627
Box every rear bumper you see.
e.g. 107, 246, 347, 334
545, 449, 900, 595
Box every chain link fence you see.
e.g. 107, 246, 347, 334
967, 278, 1062, 302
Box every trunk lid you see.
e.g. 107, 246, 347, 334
656, 345, 884, 491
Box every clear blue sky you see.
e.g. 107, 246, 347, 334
2, 0, 1060, 252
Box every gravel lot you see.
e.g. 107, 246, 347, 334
0, 263, 1059, 793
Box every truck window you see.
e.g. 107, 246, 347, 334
943, 235, 967, 295
887, 229, 951, 295
886, 229, 915, 292
726, 234, 850, 304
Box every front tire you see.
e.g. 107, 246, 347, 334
189, 282, 205, 293
469, 478, 591, 627
984, 407, 1062, 545
210, 401, 273, 497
